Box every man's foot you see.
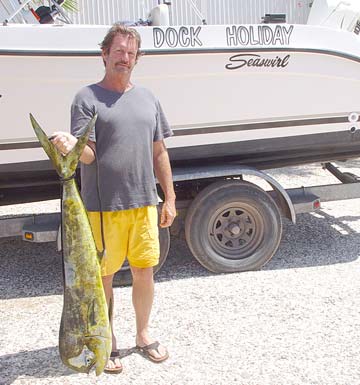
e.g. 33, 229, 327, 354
104, 351, 123, 374
136, 341, 169, 363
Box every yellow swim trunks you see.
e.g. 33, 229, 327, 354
87, 205, 160, 277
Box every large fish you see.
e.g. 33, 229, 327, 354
30, 114, 111, 376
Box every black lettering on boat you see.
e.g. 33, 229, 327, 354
167, 28, 178, 47
153, 28, 165, 48
179, 26, 191, 46
281, 55, 290, 67
282, 25, 294, 44
249, 26, 260, 45
226, 25, 294, 47
190, 26, 203, 47
226, 26, 237, 46
225, 54, 291, 70
153, 26, 203, 48
262, 26, 273, 45
273, 26, 284, 45
238, 26, 249, 45
354, 20, 360, 35
225, 53, 248, 69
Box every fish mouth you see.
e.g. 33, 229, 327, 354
65, 347, 97, 373
86, 357, 97, 373
61, 334, 111, 374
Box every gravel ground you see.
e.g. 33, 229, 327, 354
1, 162, 360, 385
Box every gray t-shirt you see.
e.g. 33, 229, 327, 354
71, 84, 172, 211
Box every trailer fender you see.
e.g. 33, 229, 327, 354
243, 168, 296, 224
171, 164, 296, 223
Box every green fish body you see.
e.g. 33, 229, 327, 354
30, 114, 111, 376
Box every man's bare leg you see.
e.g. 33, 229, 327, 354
131, 266, 168, 360
102, 274, 122, 371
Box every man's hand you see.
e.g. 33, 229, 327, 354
160, 200, 176, 228
51, 132, 96, 164
51, 132, 78, 155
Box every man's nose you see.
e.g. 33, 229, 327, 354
120, 52, 129, 62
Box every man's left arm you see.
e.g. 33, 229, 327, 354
153, 140, 176, 228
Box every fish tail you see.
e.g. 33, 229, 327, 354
29, 113, 97, 178
30, 113, 64, 176
66, 114, 97, 175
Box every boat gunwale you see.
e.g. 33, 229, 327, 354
0, 47, 359, 67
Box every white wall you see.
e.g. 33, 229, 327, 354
0, 0, 312, 25
169, 0, 312, 25
0, 0, 32, 23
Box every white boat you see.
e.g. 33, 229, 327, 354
0, 0, 360, 187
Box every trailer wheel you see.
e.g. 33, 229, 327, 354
185, 180, 282, 273
113, 226, 170, 287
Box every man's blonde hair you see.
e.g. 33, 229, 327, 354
100, 23, 142, 61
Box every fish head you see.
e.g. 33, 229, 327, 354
59, 321, 111, 375
62, 346, 97, 374
85, 335, 112, 376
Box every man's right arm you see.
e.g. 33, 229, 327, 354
80, 140, 96, 164
68, 91, 97, 164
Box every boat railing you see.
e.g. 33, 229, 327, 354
185, 0, 207, 25
2, 0, 72, 25
1, 0, 33, 24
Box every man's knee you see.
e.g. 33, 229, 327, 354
131, 266, 154, 283
102, 273, 114, 289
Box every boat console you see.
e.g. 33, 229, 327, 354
307, 0, 360, 33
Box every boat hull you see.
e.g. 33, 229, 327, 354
0, 24, 360, 179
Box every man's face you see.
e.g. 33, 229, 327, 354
102, 33, 138, 76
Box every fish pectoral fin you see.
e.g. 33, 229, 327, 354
88, 299, 96, 326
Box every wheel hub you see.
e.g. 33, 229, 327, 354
227, 222, 242, 236
208, 204, 263, 259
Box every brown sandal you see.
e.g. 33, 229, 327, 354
104, 350, 123, 374
136, 341, 169, 363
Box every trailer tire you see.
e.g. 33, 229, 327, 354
113, 226, 170, 287
185, 180, 282, 273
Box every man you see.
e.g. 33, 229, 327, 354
52, 23, 176, 374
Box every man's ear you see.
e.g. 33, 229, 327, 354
101, 49, 108, 66
135, 50, 144, 64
